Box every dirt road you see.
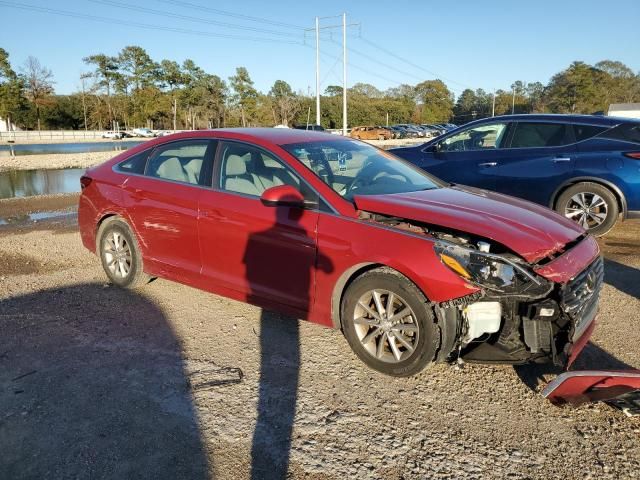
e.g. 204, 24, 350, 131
1, 210, 639, 479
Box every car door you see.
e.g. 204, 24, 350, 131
485, 121, 577, 206
121, 138, 215, 281
197, 140, 320, 313
415, 121, 512, 190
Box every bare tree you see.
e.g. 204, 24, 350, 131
21, 56, 54, 131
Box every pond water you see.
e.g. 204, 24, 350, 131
0, 141, 144, 156
0, 208, 77, 226
0, 168, 85, 199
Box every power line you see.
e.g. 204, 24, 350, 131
358, 36, 474, 91
0, 1, 303, 44
157, 0, 306, 30
88, 0, 301, 38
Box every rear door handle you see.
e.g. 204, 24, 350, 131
478, 162, 497, 167
552, 157, 572, 163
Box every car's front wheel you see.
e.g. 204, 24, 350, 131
97, 217, 151, 288
556, 182, 619, 236
341, 268, 439, 377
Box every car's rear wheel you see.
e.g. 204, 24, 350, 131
556, 182, 619, 236
341, 268, 439, 377
97, 218, 151, 288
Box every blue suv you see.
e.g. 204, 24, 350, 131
392, 114, 640, 235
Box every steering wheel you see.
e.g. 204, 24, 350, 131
345, 161, 376, 197
310, 153, 335, 186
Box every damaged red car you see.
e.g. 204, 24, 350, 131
79, 129, 604, 377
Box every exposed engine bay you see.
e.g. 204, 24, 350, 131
359, 210, 603, 367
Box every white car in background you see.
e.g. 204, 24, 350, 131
101, 131, 125, 139
132, 128, 156, 138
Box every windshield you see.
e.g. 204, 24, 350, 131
282, 139, 441, 200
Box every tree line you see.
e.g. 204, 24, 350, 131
1, 45, 639, 132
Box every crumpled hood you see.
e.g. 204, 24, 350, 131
354, 185, 585, 263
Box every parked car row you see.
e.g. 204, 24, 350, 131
101, 128, 174, 139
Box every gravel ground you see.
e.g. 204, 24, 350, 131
0, 151, 116, 172
0, 207, 639, 479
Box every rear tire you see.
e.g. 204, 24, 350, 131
341, 268, 439, 377
555, 182, 619, 236
97, 217, 151, 288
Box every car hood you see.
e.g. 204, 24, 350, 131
354, 185, 585, 263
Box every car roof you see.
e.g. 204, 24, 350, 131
464, 113, 638, 128
179, 127, 346, 146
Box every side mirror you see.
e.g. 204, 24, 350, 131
260, 185, 306, 208
421, 143, 439, 154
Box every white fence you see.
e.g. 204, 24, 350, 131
0, 130, 110, 141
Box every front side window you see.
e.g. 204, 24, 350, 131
438, 123, 508, 152
282, 139, 440, 200
218, 142, 317, 202
509, 122, 571, 148
146, 140, 210, 185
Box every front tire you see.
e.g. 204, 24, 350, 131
555, 182, 619, 236
341, 268, 439, 377
97, 218, 151, 288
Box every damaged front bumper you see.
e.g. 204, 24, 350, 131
437, 236, 603, 368
542, 370, 640, 416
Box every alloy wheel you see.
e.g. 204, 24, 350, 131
103, 230, 132, 279
352, 289, 419, 363
564, 192, 608, 229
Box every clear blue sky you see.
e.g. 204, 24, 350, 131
1, 0, 639, 97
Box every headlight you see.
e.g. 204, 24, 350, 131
434, 241, 551, 297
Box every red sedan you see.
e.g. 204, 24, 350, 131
79, 128, 603, 377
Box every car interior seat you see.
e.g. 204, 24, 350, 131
223, 153, 261, 196
155, 156, 189, 183
183, 158, 203, 184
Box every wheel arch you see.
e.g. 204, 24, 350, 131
550, 177, 628, 219
330, 262, 432, 330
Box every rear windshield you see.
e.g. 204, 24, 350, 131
599, 123, 640, 144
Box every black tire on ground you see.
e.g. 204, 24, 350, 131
341, 268, 440, 377
96, 217, 151, 288
555, 182, 619, 236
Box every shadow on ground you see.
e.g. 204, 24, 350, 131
603, 258, 640, 300
514, 342, 637, 392
0, 283, 212, 479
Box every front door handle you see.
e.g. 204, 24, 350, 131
552, 157, 572, 163
478, 162, 497, 167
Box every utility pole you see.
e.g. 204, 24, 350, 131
306, 15, 358, 135
342, 12, 347, 136
173, 98, 177, 132
511, 86, 515, 114
315, 16, 320, 126
80, 73, 90, 132
492, 90, 496, 117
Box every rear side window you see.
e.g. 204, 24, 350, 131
573, 124, 608, 142
146, 140, 211, 185
117, 150, 149, 174
600, 123, 640, 144
509, 122, 571, 148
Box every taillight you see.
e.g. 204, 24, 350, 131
80, 175, 92, 190
623, 152, 640, 159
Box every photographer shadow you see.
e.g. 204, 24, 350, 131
0, 283, 212, 479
